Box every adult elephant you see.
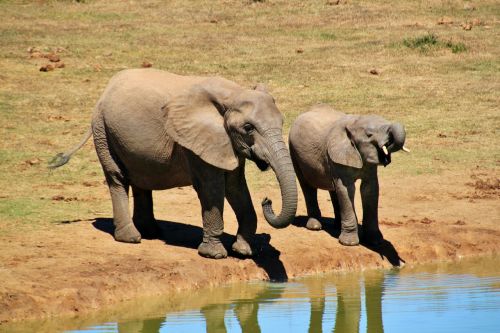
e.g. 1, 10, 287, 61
49, 69, 297, 259
289, 104, 408, 246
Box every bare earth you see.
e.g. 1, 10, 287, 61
0, 169, 498, 324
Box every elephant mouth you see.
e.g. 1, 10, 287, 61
253, 156, 270, 171
249, 150, 270, 171
378, 147, 391, 167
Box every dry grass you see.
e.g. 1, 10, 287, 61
0, 0, 498, 227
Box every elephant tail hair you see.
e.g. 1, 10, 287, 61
48, 128, 93, 169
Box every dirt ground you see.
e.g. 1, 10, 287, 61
0, 169, 498, 324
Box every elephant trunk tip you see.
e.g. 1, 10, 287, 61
390, 122, 407, 152
261, 197, 292, 229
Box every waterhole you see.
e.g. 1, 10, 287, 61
6, 256, 500, 333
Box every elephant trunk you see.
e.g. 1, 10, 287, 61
261, 129, 298, 229
389, 122, 406, 152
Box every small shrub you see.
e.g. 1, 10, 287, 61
403, 33, 438, 49
445, 41, 467, 53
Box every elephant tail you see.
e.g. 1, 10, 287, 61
48, 128, 93, 169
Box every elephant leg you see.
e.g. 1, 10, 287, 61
296, 172, 322, 231
132, 186, 159, 239
329, 190, 342, 230
291, 150, 321, 230
107, 178, 141, 243
188, 152, 227, 259
225, 163, 256, 257
93, 114, 140, 243
333, 177, 359, 246
360, 167, 383, 245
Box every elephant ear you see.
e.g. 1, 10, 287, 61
327, 123, 363, 169
164, 78, 240, 170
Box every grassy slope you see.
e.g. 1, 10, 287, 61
0, 0, 498, 228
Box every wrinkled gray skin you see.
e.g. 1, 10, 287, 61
50, 69, 297, 259
289, 104, 406, 246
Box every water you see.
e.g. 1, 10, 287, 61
6, 257, 500, 333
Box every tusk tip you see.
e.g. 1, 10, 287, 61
402, 146, 411, 153
382, 145, 389, 155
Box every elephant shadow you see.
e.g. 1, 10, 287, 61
92, 218, 288, 281
293, 216, 404, 267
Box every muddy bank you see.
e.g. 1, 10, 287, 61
0, 171, 499, 324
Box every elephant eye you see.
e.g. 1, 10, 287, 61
243, 123, 255, 133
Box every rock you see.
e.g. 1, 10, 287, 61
47, 53, 60, 62
295, 48, 304, 54
25, 158, 41, 166
369, 68, 379, 75
39, 64, 54, 72
141, 61, 153, 68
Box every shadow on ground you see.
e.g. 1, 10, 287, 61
92, 218, 288, 281
293, 216, 404, 267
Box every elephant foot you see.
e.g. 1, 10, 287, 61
306, 217, 322, 231
362, 228, 384, 246
114, 223, 141, 243
339, 230, 359, 246
232, 235, 253, 257
198, 239, 228, 259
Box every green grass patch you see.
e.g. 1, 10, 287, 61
0, 198, 43, 222
319, 32, 336, 41
444, 40, 467, 54
403, 33, 467, 54
403, 33, 438, 49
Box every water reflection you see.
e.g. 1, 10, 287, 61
22, 257, 493, 333
304, 270, 385, 333
117, 318, 163, 333
109, 271, 386, 333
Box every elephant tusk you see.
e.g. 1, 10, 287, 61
382, 145, 389, 155
402, 146, 411, 153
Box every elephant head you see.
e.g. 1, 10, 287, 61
327, 115, 408, 168
164, 77, 297, 228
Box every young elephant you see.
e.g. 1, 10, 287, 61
49, 69, 297, 259
289, 104, 408, 246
